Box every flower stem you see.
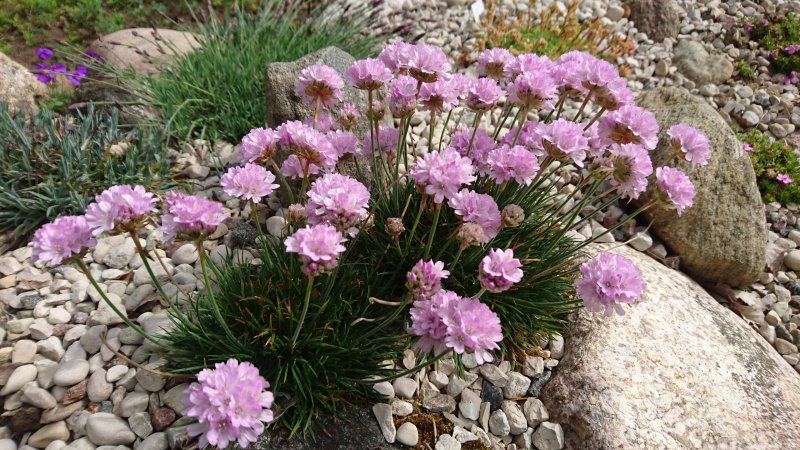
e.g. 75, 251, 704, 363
472, 287, 487, 299
423, 203, 442, 260
268, 158, 295, 205
466, 112, 483, 157
438, 110, 452, 152
250, 199, 264, 236
573, 92, 592, 121
451, 246, 465, 267
290, 275, 315, 352
404, 196, 427, 254
196, 240, 237, 342
130, 233, 170, 303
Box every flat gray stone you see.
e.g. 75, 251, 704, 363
85, 412, 135, 445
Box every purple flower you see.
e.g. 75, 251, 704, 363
406, 259, 450, 301
448, 128, 496, 174
539, 118, 589, 167
408, 43, 451, 83
501, 122, 547, 158
655, 167, 695, 215
744, 22, 755, 32
84, 49, 104, 63
346, 58, 392, 91
388, 75, 418, 117
466, 77, 502, 112
32, 215, 96, 266
284, 223, 346, 276
742, 142, 753, 152
183, 359, 273, 449
575, 252, 645, 317
602, 143, 653, 200
410, 147, 477, 204
448, 73, 473, 100
295, 64, 344, 108
598, 105, 660, 150
505, 53, 556, 80
487, 145, 540, 185
337, 103, 361, 130
419, 79, 459, 115
479, 248, 523, 293
160, 192, 227, 243
36, 47, 53, 60
778, 173, 794, 185
759, 19, 769, 27
306, 173, 370, 236
785, 44, 800, 55
220, 163, 280, 204
65, 66, 89, 86
507, 71, 558, 110
448, 189, 502, 242
584, 121, 606, 158
85, 185, 158, 235
239, 127, 279, 163
49, 63, 67, 74
32, 63, 55, 84
327, 130, 361, 158
786, 71, 800, 85
379, 41, 415, 74
362, 125, 400, 158
477, 48, 515, 81
667, 124, 711, 168
408, 289, 457, 354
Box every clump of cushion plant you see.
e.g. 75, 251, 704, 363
744, 13, 800, 76
30, 42, 711, 443
0, 103, 171, 248
478, 0, 635, 62
739, 128, 800, 204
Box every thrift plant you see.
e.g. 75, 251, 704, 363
31, 42, 711, 445
739, 128, 800, 204
744, 13, 800, 76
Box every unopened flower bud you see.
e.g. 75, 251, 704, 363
386, 217, 405, 241
502, 204, 525, 228
367, 100, 385, 121
457, 222, 485, 249
363, 214, 375, 230
287, 203, 307, 227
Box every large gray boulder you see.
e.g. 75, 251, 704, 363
543, 244, 800, 449
0, 52, 47, 115
636, 87, 766, 287
673, 39, 734, 85
627, 0, 682, 42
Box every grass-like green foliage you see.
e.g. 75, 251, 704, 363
0, 103, 171, 246
89, 2, 383, 143
161, 173, 587, 433
747, 13, 800, 74
740, 129, 800, 204
736, 60, 756, 79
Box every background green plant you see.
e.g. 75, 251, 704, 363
735, 60, 756, 79
0, 103, 172, 246
84, 1, 383, 143
747, 13, 800, 74
161, 172, 587, 433
739, 128, 800, 204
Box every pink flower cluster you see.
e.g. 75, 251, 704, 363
406, 259, 450, 301
306, 173, 370, 236
284, 223, 347, 276
448, 190, 501, 242
220, 163, 280, 204
32, 215, 96, 266
667, 124, 711, 168
575, 252, 645, 317
655, 167, 695, 216
84, 185, 158, 235
183, 359, 274, 449
410, 147, 476, 204
479, 248, 523, 293
161, 192, 227, 244
408, 290, 503, 364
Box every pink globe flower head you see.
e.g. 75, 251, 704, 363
595, 76, 635, 111
220, 163, 280, 204
406, 259, 450, 301
507, 71, 558, 110
439, 296, 503, 364
778, 173, 794, 185
276, 121, 338, 179
501, 122, 547, 158
379, 41, 416, 74
346, 58, 393, 91
362, 125, 401, 159
539, 118, 589, 167
409, 147, 477, 204
577, 58, 625, 104
327, 130, 361, 158
448, 128, 496, 174
466, 77, 502, 112
85, 185, 158, 235
601, 143, 653, 200
598, 105, 660, 150
477, 48, 515, 81
295, 64, 344, 108
479, 248, 524, 293
655, 167, 695, 216
667, 124, 711, 168
419, 79, 459, 115
553, 51, 593, 97
583, 121, 607, 158
504, 53, 556, 81
486, 145, 541, 186
388, 74, 419, 118
239, 127, 279, 163
284, 223, 347, 276
408, 43, 452, 83
160, 192, 227, 244
183, 359, 273, 450
448, 73, 473, 100
408, 289, 457, 354
337, 102, 361, 131
32, 215, 96, 266
306, 173, 370, 236
575, 252, 645, 317
742, 142, 753, 152
448, 189, 502, 242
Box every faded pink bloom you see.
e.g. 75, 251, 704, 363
160, 192, 227, 244
408, 44, 451, 83
575, 252, 645, 317
239, 127, 279, 163
306, 173, 370, 236
379, 41, 415, 74
346, 58, 393, 91
448, 189, 502, 242
477, 48, 515, 81
406, 259, 450, 301
539, 118, 589, 167
655, 167, 695, 216
284, 223, 346, 276
487, 145, 541, 185
466, 77, 502, 112
448, 128, 496, 174
410, 148, 477, 204
85, 185, 158, 235
419, 79, 459, 115
295, 64, 344, 108
507, 71, 558, 109
220, 163, 279, 204
388, 75, 418, 117
598, 105, 660, 150
326, 130, 361, 158
667, 124, 711, 168
479, 248, 523, 293
602, 143, 653, 200
32, 215, 96, 266
439, 296, 503, 364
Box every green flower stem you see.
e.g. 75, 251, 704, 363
492, 103, 514, 140
451, 246, 465, 267
423, 203, 442, 260
466, 112, 483, 157
268, 158, 295, 205
428, 113, 437, 153
471, 287, 487, 299
130, 233, 170, 303
250, 199, 264, 235
361, 349, 452, 384
512, 107, 530, 146
74, 259, 159, 345
583, 106, 606, 130
404, 196, 427, 254
438, 110, 452, 152
290, 275, 315, 352
196, 240, 237, 342
573, 92, 592, 121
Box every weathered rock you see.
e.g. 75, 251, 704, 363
0, 53, 47, 115
396, 422, 419, 447
542, 244, 800, 449
636, 88, 765, 287
372, 403, 396, 444
88, 28, 200, 75
673, 40, 734, 85
628, 0, 681, 42
85, 412, 136, 445
28, 421, 70, 448
531, 422, 564, 450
